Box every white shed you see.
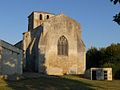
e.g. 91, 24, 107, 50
85, 68, 112, 80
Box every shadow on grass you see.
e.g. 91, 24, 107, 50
2, 75, 95, 90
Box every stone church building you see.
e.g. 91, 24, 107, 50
15, 11, 86, 75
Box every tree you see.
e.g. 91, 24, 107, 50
86, 43, 120, 79
86, 47, 101, 69
113, 12, 120, 25
110, 0, 120, 25
111, 0, 120, 4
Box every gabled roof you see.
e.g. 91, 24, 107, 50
0, 39, 22, 52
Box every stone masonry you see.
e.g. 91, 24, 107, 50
16, 11, 86, 75
0, 40, 22, 75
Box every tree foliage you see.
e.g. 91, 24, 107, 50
86, 43, 120, 79
110, 0, 120, 25
111, 0, 120, 4
113, 12, 120, 25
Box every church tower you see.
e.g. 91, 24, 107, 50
28, 11, 55, 31
23, 11, 55, 71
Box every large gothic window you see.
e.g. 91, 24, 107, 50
58, 36, 68, 56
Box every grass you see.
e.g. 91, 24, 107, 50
0, 75, 120, 90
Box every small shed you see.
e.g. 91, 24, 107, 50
0, 40, 23, 75
85, 68, 112, 80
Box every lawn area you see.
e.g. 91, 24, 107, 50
0, 74, 120, 90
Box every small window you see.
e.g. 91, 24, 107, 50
40, 14, 42, 20
47, 15, 49, 19
104, 71, 107, 80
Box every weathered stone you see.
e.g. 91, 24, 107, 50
21, 11, 86, 75
0, 40, 23, 75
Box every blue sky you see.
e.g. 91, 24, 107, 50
0, 0, 119, 49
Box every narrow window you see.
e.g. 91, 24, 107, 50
47, 15, 49, 19
40, 14, 42, 20
104, 71, 108, 80
58, 36, 68, 56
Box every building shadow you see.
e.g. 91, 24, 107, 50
25, 25, 45, 72
2, 75, 95, 90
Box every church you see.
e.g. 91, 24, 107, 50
2, 11, 86, 75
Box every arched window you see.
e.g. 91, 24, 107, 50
58, 36, 68, 56
47, 15, 49, 19
40, 14, 42, 20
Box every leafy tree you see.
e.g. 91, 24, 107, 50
111, 0, 120, 4
110, 0, 120, 25
86, 47, 101, 69
86, 43, 120, 79
113, 12, 120, 25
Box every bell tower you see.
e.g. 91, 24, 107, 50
28, 11, 55, 31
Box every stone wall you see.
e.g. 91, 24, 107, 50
28, 12, 55, 31
38, 14, 86, 75
23, 12, 86, 75
0, 40, 22, 75
23, 26, 43, 72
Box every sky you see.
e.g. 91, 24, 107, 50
0, 0, 120, 49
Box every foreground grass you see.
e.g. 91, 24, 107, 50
0, 75, 120, 90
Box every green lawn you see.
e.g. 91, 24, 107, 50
0, 75, 120, 90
